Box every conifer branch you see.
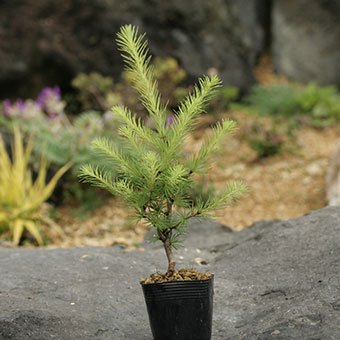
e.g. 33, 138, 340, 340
78, 165, 116, 194
116, 25, 166, 133
191, 181, 248, 216
190, 119, 237, 172
166, 75, 222, 159
91, 137, 134, 174
113, 105, 159, 147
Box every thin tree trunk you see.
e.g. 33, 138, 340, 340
158, 229, 176, 275
164, 237, 176, 275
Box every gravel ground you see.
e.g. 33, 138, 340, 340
51, 111, 340, 247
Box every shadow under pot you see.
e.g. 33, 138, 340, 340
141, 276, 214, 340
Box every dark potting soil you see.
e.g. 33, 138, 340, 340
141, 268, 213, 284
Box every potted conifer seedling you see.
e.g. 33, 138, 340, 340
79, 25, 247, 340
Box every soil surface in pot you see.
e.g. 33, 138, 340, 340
141, 268, 213, 284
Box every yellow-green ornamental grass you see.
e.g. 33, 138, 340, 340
79, 25, 248, 275
0, 127, 70, 245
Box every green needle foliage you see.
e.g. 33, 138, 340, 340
79, 25, 247, 275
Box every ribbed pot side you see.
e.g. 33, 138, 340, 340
141, 276, 214, 340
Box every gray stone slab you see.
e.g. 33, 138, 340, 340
1, 207, 340, 339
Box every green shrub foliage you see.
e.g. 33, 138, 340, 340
79, 25, 247, 274
245, 85, 300, 116
244, 83, 340, 127
246, 122, 284, 159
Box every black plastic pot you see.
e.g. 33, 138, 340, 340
141, 276, 214, 340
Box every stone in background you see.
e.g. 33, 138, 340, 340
326, 141, 340, 206
0, 0, 267, 98
3, 0, 340, 99
272, 0, 340, 85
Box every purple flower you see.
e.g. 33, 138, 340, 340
37, 86, 61, 106
36, 86, 65, 118
2, 98, 43, 119
2, 99, 27, 117
2, 86, 65, 123
15, 99, 27, 111
166, 114, 175, 127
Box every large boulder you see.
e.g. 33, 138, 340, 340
1, 206, 339, 339
272, 0, 340, 85
0, 0, 267, 99
326, 141, 340, 206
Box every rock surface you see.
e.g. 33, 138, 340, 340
0, 0, 266, 98
326, 141, 340, 206
1, 207, 340, 339
272, 0, 340, 85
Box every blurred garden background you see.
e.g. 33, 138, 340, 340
1, 0, 340, 248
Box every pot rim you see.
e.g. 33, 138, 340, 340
140, 274, 214, 286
